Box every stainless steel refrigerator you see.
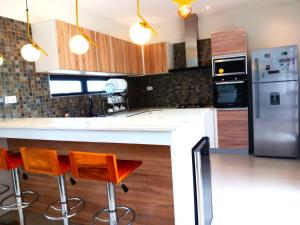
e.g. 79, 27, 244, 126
251, 45, 299, 158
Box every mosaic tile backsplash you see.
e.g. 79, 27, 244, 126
126, 69, 213, 108
0, 16, 90, 118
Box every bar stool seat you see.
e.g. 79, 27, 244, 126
0, 148, 38, 225
69, 151, 142, 225
20, 148, 85, 225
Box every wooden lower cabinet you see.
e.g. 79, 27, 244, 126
217, 110, 249, 149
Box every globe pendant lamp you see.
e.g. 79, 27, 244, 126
173, 0, 197, 19
0, 54, 3, 66
69, 0, 96, 55
130, 0, 157, 46
21, 0, 48, 62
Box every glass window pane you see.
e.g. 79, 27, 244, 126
87, 80, 106, 92
49, 80, 82, 95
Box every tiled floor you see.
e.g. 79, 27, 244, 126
1, 154, 300, 225
211, 154, 300, 225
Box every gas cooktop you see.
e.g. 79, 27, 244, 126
177, 104, 206, 108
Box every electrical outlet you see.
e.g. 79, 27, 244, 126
5, 96, 17, 104
146, 86, 154, 91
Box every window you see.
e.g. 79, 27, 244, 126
49, 75, 109, 97
87, 80, 107, 93
50, 80, 82, 95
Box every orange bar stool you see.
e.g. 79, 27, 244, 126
0, 148, 38, 225
69, 151, 142, 225
20, 147, 85, 225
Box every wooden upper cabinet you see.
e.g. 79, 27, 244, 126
95, 32, 114, 73
32, 19, 142, 75
144, 42, 168, 75
55, 20, 98, 72
211, 30, 247, 56
217, 110, 249, 149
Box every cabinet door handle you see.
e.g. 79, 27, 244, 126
255, 58, 260, 118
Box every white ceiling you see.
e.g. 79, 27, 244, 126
63, 0, 297, 25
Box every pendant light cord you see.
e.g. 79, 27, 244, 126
24, 0, 48, 56
136, 0, 157, 35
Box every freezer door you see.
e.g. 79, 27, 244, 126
251, 45, 298, 83
253, 81, 299, 157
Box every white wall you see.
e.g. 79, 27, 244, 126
152, 1, 300, 56
0, 0, 129, 40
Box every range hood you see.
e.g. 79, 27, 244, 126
169, 14, 211, 72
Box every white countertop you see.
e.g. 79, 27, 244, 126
0, 108, 211, 132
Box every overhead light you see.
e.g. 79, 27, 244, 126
21, 0, 48, 62
173, 0, 198, 19
0, 54, 3, 66
177, 4, 192, 19
69, 0, 96, 55
129, 0, 157, 45
206, 5, 211, 10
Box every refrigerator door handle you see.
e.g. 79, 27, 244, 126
255, 58, 260, 118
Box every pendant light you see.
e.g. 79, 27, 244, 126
0, 54, 3, 66
129, 0, 157, 46
173, 0, 197, 19
69, 0, 96, 55
21, 0, 48, 62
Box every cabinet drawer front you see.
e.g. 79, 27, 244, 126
217, 110, 248, 149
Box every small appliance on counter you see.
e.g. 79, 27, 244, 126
212, 53, 248, 108
251, 45, 299, 158
102, 79, 129, 116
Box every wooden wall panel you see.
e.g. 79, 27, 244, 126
211, 30, 247, 56
55, 20, 98, 72
7, 140, 174, 225
217, 110, 249, 149
144, 43, 168, 75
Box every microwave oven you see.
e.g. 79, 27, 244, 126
212, 53, 247, 80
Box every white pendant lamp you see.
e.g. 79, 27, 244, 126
69, 0, 96, 55
129, 0, 157, 46
21, 0, 48, 62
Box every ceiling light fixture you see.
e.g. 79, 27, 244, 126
69, 0, 96, 55
0, 54, 3, 66
129, 0, 157, 46
206, 5, 211, 10
173, 0, 198, 19
21, 0, 48, 62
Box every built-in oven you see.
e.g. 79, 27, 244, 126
213, 80, 248, 108
212, 54, 247, 81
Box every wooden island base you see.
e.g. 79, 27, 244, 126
7, 139, 175, 225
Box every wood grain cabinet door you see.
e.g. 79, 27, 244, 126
144, 42, 168, 74
211, 30, 247, 56
55, 20, 98, 72
95, 32, 115, 73
110, 37, 127, 74
217, 110, 249, 149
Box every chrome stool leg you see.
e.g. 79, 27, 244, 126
12, 168, 26, 225
0, 168, 38, 225
43, 174, 85, 224
92, 182, 136, 225
58, 174, 69, 225
107, 182, 117, 225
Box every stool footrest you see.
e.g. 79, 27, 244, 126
0, 191, 39, 211
92, 205, 136, 225
0, 185, 9, 196
43, 197, 85, 221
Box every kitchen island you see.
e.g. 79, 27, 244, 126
0, 109, 215, 225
